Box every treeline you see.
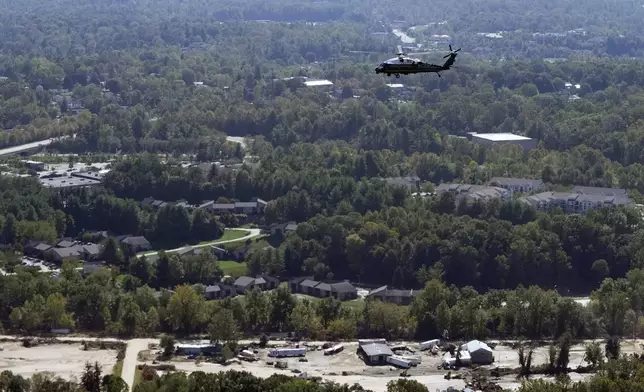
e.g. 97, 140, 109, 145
3, 251, 644, 342
250, 200, 641, 293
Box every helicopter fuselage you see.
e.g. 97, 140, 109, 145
375, 53, 456, 78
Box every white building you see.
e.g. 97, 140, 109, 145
469, 132, 537, 151
460, 340, 494, 365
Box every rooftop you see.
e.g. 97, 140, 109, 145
304, 79, 333, 87
361, 342, 394, 357
40, 176, 102, 188
489, 177, 544, 186
472, 133, 532, 141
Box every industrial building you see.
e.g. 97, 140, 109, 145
468, 132, 537, 151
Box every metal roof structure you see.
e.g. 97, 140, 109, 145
304, 79, 333, 87
361, 342, 394, 357
472, 133, 532, 141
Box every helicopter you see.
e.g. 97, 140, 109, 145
375, 45, 461, 78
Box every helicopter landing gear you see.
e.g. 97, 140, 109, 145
437, 73, 441, 78
395, 74, 400, 78
387, 73, 391, 77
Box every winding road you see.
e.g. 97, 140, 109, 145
136, 228, 262, 259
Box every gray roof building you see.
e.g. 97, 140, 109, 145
300, 279, 320, 288
331, 281, 357, 294
572, 186, 627, 196
234, 276, 256, 288
436, 183, 511, 202
520, 189, 633, 214
361, 343, 394, 357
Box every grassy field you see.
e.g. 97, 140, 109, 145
219, 260, 248, 276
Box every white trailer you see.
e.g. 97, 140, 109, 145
387, 355, 412, 369
358, 339, 387, 346
399, 355, 422, 365
324, 344, 344, 355
268, 348, 306, 358
238, 350, 257, 361
419, 339, 440, 351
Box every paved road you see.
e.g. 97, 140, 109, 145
0, 136, 70, 157
137, 228, 262, 259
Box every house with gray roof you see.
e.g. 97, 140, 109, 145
299, 279, 320, 295
292, 278, 358, 301
204, 284, 237, 300
314, 282, 332, 298
56, 239, 76, 248
81, 243, 103, 260
367, 285, 419, 305
120, 236, 151, 252
26, 241, 53, 257
46, 246, 83, 263
330, 281, 358, 301
360, 342, 394, 365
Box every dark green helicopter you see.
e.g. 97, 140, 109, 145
375, 45, 461, 78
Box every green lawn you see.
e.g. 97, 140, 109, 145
138, 228, 251, 256
201, 228, 248, 244
219, 260, 248, 276
112, 360, 123, 377
133, 366, 142, 387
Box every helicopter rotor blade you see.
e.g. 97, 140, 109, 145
449, 44, 453, 51
443, 54, 450, 58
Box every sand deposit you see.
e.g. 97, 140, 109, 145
0, 342, 118, 381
